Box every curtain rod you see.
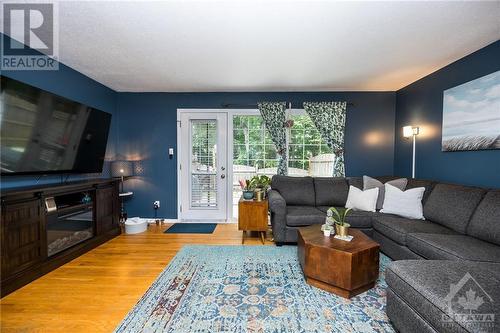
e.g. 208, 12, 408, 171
221, 102, 354, 108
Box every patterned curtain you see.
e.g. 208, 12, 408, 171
258, 102, 288, 175
303, 102, 347, 177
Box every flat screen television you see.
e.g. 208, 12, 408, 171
0, 76, 112, 175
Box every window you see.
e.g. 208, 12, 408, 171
231, 112, 334, 218
233, 115, 278, 171
288, 114, 331, 175
232, 114, 278, 218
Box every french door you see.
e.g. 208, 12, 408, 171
178, 112, 228, 220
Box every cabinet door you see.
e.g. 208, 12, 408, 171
95, 185, 119, 234
1, 198, 45, 278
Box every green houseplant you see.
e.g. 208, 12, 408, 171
327, 207, 352, 237
249, 175, 271, 197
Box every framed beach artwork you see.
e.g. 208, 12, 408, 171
442, 70, 500, 152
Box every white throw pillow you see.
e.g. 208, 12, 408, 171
345, 186, 379, 212
381, 184, 425, 219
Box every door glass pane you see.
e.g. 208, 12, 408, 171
191, 120, 217, 208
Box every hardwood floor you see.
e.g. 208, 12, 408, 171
0, 223, 274, 333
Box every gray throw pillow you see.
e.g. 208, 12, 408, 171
363, 175, 408, 210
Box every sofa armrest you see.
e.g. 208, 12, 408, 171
268, 190, 287, 243
268, 189, 286, 214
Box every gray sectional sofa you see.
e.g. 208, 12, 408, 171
268, 175, 500, 332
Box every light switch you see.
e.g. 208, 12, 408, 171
168, 148, 174, 157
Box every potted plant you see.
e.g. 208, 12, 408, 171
328, 207, 352, 237
239, 179, 254, 200
249, 175, 272, 198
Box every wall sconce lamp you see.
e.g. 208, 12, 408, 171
403, 126, 419, 178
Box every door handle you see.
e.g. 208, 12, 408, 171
221, 174, 226, 179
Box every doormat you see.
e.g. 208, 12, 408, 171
164, 223, 217, 234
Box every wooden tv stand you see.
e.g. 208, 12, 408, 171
1, 179, 121, 297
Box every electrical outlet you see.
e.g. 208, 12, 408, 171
153, 201, 160, 209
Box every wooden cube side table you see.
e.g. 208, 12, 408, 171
297, 225, 380, 298
238, 196, 268, 244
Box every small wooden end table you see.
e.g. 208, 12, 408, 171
238, 196, 268, 244
118, 191, 133, 223
297, 225, 379, 298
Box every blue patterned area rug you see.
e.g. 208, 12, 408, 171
115, 246, 395, 333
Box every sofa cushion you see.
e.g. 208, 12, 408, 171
316, 206, 330, 213
345, 210, 379, 229
423, 183, 486, 234
271, 176, 315, 206
286, 206, 325, 227
467, 190, 500, 246
373, 231, 424, 260
313, 177, 349, 207
407, 233, 500, 263
347, 176, 400, 190
386, 260, 500, 333
406, 179, 435, 204
347, 176, 363, 190
373, 215, 457, 246
317, 207, 381, 229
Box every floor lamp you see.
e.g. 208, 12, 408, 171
403, 126, 419, 178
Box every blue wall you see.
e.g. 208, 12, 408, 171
5, 29, 498, 219
117, 92, 396, 218
394, 41, 500, 188
0, 34, 118, 189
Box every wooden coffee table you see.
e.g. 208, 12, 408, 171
297, 225, 379, 298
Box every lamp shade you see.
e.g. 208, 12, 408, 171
403, 126, 419, 138
110, 160, 133, 178
403, 126, 413, 138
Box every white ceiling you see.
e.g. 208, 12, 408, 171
5, 1, 500, 92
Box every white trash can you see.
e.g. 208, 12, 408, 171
124, 217, 148, 234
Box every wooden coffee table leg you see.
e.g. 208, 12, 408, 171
260, 231, 265, 244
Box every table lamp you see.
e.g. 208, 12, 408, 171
110, 160, 133, 192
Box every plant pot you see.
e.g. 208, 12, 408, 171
323, 229, 332, 237
335, 223, 350, 237
242, 190, 254, 200
254, 189, 263, 201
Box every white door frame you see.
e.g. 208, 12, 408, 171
177, 108, 304, 222
177, 110, 228, 221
